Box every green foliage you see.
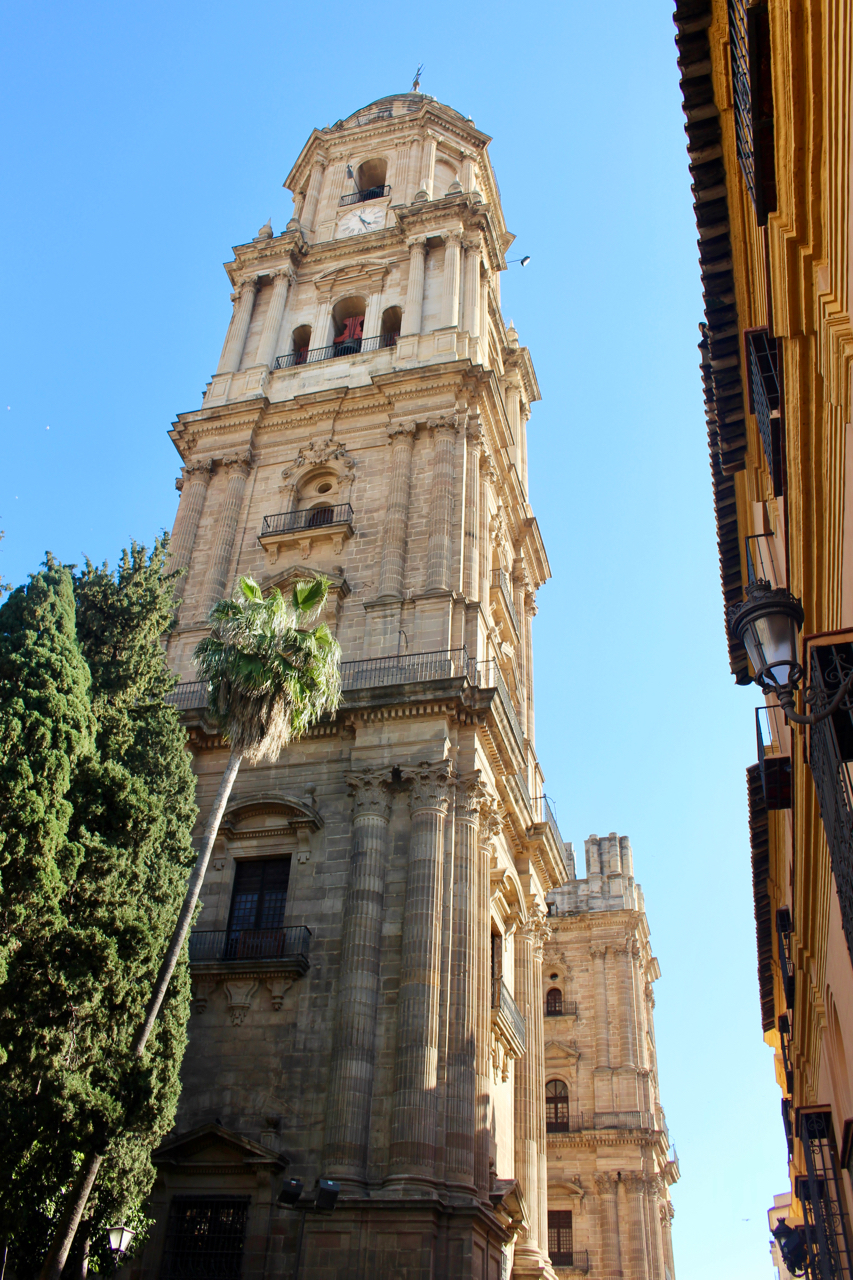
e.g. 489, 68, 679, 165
194, 573, 342, 762
0, 541, 198, 1275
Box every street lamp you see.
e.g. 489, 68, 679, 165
728, 580, 853, 723
105, 1226, 135, 1274
276, 1177, 340, 1280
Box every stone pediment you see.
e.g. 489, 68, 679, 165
221, 792, 323, 839
313, 258, 390, 297
153, 1123, 287, 1173
545, 1039, 580, 1065
261, 564, 351, 601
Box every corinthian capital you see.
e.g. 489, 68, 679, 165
407, 235, 427, 253
221, 448, 253, 476
623, 1172, 645, 1194
456, 771, 492, 823
184, 457, 214, 483
594, 1172, 617, 1195
404, 760, 453, 814
387, 418, 417, 443
347, 769, 393, 821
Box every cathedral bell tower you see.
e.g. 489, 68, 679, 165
145, 92, 565, 1280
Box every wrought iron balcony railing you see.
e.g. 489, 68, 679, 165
727, 0, 776, 224
490, 567, 520, 634
549, 1250, 589, 1273
779, 1013, 794, 1094
492, 978, 526, 1050
547, 1110, 660, 1135
473, 660, 524, 749
776, 906, 796, 1010
339, 184, 391, 206
188, 926, 311, 968
807, 641, 853, 966
545, 1000, 578, 1017
798, 1109, 853, 1278
534, 794, 563, 848
166, 680, 210, 712
746, 329, 784, 495
260, 504, 353, 538
274, 331, 396, 370
745, 532, 781, 587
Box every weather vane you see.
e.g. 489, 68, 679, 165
412, 63, 424, 93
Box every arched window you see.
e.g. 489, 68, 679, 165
332, 296, 366, 356
546, 1080, 570, 1132
356, 158, 388, 199
291, 324, 311, 365
306, 504, 335, 528
381, 305, 402, 349
546, 988, 563, 1016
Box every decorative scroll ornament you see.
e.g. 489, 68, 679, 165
281, 438, 356, 484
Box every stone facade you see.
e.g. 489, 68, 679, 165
131, 92, 567, 1280
544, 836, 678, 1280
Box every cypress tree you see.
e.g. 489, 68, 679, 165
0, 543, 198, 1275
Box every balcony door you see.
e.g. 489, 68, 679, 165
227, 857, 291, 956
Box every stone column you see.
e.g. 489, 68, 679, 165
462, 235, 482, 343
475, 803, 501, 1198
480, 276, 490, 349
418, 131, 438, 199
525, 594, 537, 744
619, 942, 638, 1069
625, 1173, 650, 1280
169, 459, 212, 580
645, 1177, 666, 1280
591, 945, 610, 1069
660, 1203, 676, 1279
197, 452, 251, 618
479, 457, 493, 605
311, 297, 333, 353
405, 137, 422, 204
323, 771, 393, 1186
442, 232, 463, 329
505, 379, 521, 452
520, 404, 530, 492
216, 277, 258, 375
363, 291, 383, 340
388, 761, 452, 1183
425, 420, 458, 592
514, 568, 528, 736
401, 238, 427, 337
513, 916, 549, 1271
595, 1173, 623, 1280
463, 422, 483, 600
254, 269, 293, 369
301, 154, 328, 233
445, 775, 485, 1192
462, 153, 479, 195
377, 422, 416, 599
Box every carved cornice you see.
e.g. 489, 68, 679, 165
347, 769, 393, 821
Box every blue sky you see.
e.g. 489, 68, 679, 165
1, 1, 784, 1274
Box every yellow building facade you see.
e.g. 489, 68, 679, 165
673, 0, 853, 1271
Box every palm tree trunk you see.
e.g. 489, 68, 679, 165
38, 747, 244, 1280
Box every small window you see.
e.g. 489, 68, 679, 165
546, 988, 563, 1016
548, 1210, 574, 1267
228, 858, 291, 936
161, 1196, 250, 1279
546, 1079, 570, 1132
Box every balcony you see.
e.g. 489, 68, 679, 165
258, 503, 354, 561
550, 1251, 589, 1274
728, 0, 776, 224
166, 680, 210, 712
188, 926, 311, 974
339, 184, 391, 206
745, 329, 784, 495
777, 907, 796, 1010
756, 704, 791, 809
745, 532, 781, 587
807, 641, 853, 965
547, 1110, 660, 1135
490, 567, 520, 635
798, 1110, 853, 1276
274, 331, 396, 370
492, 977, 526, 1055
545, 1000, 578, 1018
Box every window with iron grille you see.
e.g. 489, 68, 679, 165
727, 0, 777, 224
798, 1110, 853, 1279
546, 1079, 570, 1132
777, 907, 796, 1010
546, 987, 563, 1016
808, 643, 853, 967
160, 1196, 250, 1279
745, 329, 785, 496
548, 1210, 574, 1267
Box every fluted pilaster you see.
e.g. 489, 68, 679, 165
405, 137, 422, 204
301, 154, 328, 233
387, 761, 452, 1182
255, 268, 293, 369
216, 277, 258, 375
323, 771, 393, 1184
475, 801, 501, 1198
595, 1172, 623, 1280
169, 459, 212, 583
624, 1173, 650, 1280
660, 1203, 675, 1280
513, 914, 550, 1271
401, 238, 427, 336
591, 945, 610, 1068
425, 421, 458, 592
442, 232, 462, 328
378, 422, 416, 599
463, 423, 483, 599
644, 1177, 665, 1280
198, 453, 251, 618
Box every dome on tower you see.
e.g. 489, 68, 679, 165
335, 93, 468, 129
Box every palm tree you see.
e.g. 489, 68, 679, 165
40, 575, 341, 1280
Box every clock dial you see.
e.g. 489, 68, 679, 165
336, 205, 386, 238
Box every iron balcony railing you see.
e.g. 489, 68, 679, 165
166, 680, 210, 712
535, 794, 563, 848
746, 329, 784, 495
188, 926, 311, 967
798, 1110, 853, 1280
727, 0, 776, 224
492, 978, 526, 1050
491, 567, 520, 634
339, 184, 391, 206
547, 1110, 658, 1135
274, 331, 396, 370
779, 1013, 794, 1094
474, 660, 524, 749
808, 642, 853, 966
550, 1250, 589, 1274
777, 906, 796, 1010
545, 1000, 578, 1017
514, 770, 533, 812
260, 504, 353, 538
756, 704, 791, 810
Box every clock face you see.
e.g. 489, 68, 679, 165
336, 205, 386, 238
